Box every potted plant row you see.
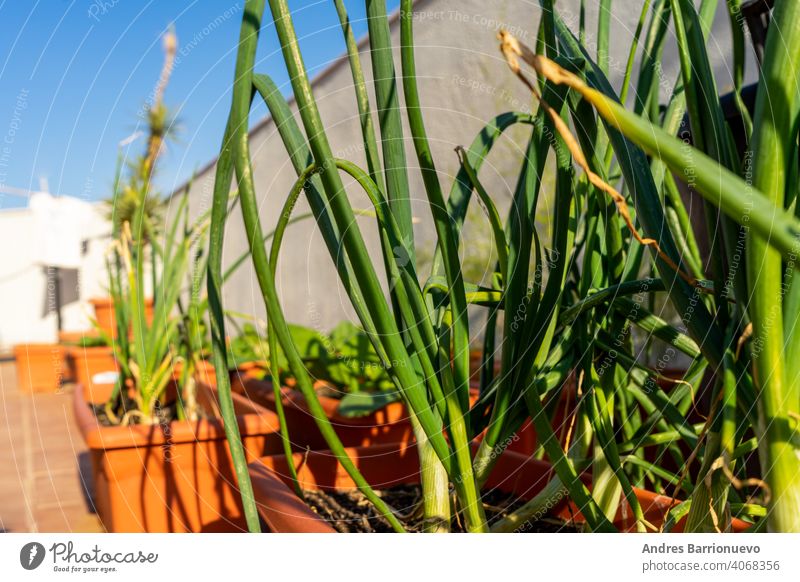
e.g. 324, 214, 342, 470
72, 34, 287, 533
229, 321, 415, 450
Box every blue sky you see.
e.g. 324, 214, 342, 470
0, 0, 399, 210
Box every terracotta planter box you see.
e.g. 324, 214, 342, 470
13, 343, 66, 393
67, 345, 118, 394
89, 296, 154, 339
74, 379, 285, 532
231, 376, 414, 450
233, 373, 548, 456
78, 360, 218, 411
248, 442, 751, 533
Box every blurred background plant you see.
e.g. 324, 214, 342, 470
104, 27, 179, 240
96, 28, 215, 425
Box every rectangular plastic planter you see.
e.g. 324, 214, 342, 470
231, 375, 414, 450
66, 345, 118, 399
13, 343, 66, 393
248, 442, 751, 533
74, 378, 285, 532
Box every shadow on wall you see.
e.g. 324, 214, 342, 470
40, 267, 80, 319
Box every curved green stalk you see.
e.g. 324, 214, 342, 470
332, 0, 384, 191
597, 0, 612, 73
443, 112, 537, 238
607, 0, 650, 168
251, 74, 382, 357
399, 1, 472, 414
271, 158, 487, 530
455, 146, 509, 281
366, 0, 412, 252
724, 0, 753, 137
612, 297, 702, 359
222, 212, 313, 281
398, 1, 487, 531
559, 278, 666, 324
207, 0, 264, 533
251, 78, 449, 508
266, 319, 302, 499
266, 0, 452, 469
634, 0, 671, 118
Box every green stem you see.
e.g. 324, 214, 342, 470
206, 0, 265, 533
411, 416, 451, 533
747, 0, 800, 533
332, 0, 384, 191
366, 0, 413, 253
266, 0, 451, 467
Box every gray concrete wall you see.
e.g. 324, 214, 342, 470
175, 0, 753, 334
0, 1, 754, 350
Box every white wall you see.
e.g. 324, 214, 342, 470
0, 204, 110, 351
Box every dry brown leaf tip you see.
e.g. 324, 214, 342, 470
497, 29, 698, 287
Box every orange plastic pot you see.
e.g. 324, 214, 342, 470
58, 330, 99, 344
231, 376, 414, 450
234, 373, 550, 455
89, 297, 154, 339
179, 358, 217, 386
249, 442, 567, 532
13, 343, 66, 393
249, 442, 751, 533
472, 372, 577, 458
74, 379, 285, 532
67, 345, 118, 394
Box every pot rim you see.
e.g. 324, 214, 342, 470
249, 443, 752, 533
248, 442, 573, 533
73, 381, 281, 451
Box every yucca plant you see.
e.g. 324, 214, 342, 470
210, 0, 798, 533
105, 29, 178, 240
99, 27, 217, 425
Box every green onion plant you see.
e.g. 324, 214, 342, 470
210, 0, 800, 533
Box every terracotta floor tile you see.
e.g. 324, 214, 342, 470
0, 362, 95, 533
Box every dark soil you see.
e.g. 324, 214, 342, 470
91, 399, 182, 427
303, 484, 580, 533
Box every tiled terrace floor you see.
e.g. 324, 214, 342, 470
0, 360, 103, 532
